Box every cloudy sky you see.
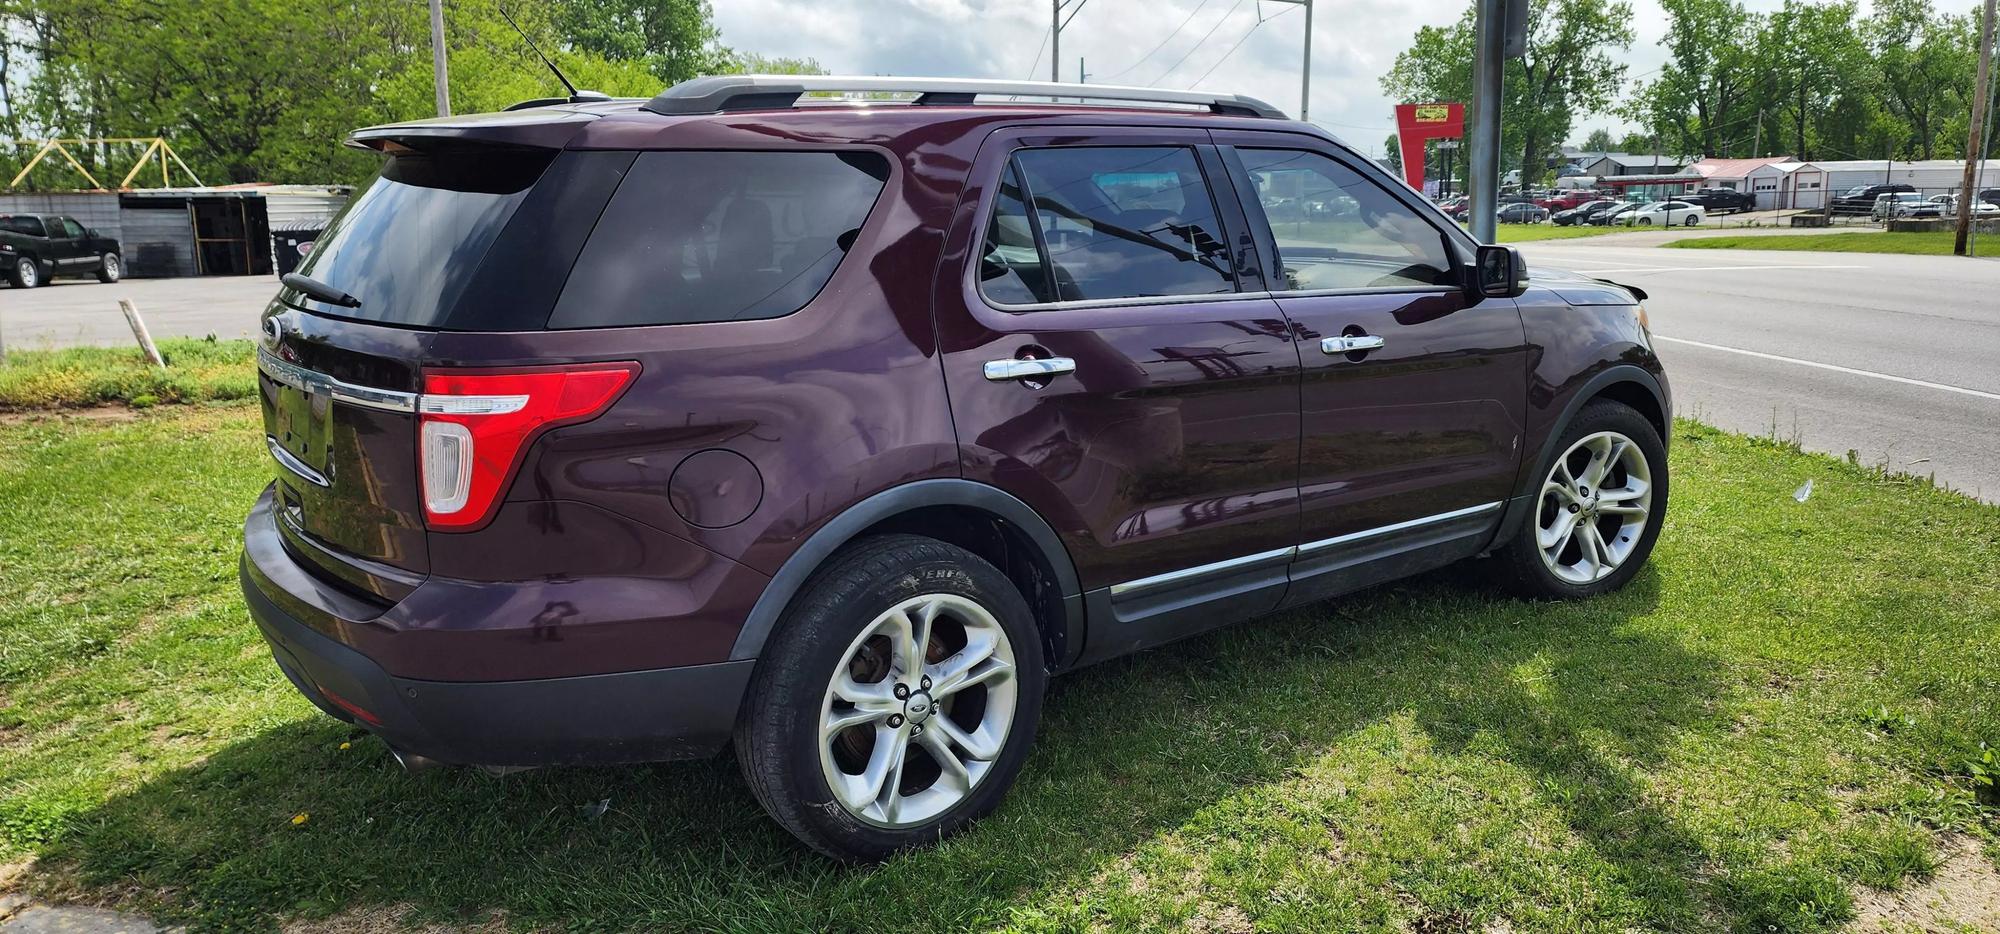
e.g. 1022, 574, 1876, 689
712, 0, 1804, 157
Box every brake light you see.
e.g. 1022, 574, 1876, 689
417, 362, 638, 530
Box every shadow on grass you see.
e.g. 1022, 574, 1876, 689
30, 566, 1762, 930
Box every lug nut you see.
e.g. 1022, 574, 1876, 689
919, 675, 932, 690
888, 714, 904, 727
893, 683, 910, 699
1567, 503, 1580, 513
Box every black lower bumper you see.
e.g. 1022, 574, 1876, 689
241, 558, 754, 767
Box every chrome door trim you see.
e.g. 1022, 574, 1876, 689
1295, 501, 1502, 555
983, 357, 1078, 382
1109, 545, 1296, 597
257, 347, 417, 413
266, 435, 330, 487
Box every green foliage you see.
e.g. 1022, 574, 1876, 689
1581, 127, 1616, 152
1383, 0, 1635, 187
0, 0, 757, 189
0, 338, 256, 409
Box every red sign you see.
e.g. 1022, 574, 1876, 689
1393, 102, 1466, 193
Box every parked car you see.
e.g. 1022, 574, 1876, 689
1832, 183, 1914, 215
1497, 202, 1550, 223
0, 213, 123, 288
1553, 199, 1618, 226
1872, 191, 1926, 221
1537, 190, 1599, 212
1589, 202, 1641, 226
240, 75, 1671, 861
1623, 201, 1705, 227
1682, 187, 1755, 214
1930, 194, 2000, 217
1979, 188, 2000, 207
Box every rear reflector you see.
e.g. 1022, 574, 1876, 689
417, 362, 639, 530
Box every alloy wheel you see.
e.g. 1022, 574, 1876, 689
818, 593, 1019, 828
16, 258, 36, 287
102, 254, 121, 281
1535, 430, 1652, 585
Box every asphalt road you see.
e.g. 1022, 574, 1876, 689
1522, 239, 2000, 502
6, 242, 1997, 502
1, 274, 277, 349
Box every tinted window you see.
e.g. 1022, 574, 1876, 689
1002, 147, 1235, 302
979, 162, 1054, 305
0, 215, 45, 237
289, 145, 553, 326
60, 218, 85, 238
548, 150, 889, 329
1238, 148, 1454, 290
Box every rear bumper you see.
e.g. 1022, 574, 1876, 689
244, 561, 753, 765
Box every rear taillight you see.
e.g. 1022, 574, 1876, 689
417, 362, 638, 530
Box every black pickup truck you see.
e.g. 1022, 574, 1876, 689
0, 214, 123, 288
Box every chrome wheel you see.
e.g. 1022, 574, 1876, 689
818, 593, 1019, 828
1536, 430, 1653, 585
15, 257, 37, 287
100, 253, 121, 281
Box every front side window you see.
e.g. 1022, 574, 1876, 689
982, 146, 1236, 304
1238, 148, 1454, 291
60, 218, 85, 238
549, 150, 889, 329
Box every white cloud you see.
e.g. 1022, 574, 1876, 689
711, 0, 1814, 154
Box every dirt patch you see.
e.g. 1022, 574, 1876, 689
1850, 833, 2000, 932
0, 406, 138, 425
281, 904, 515, 934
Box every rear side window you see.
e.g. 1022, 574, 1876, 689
547, 150, 890, 329
0, 215, 45, 236
987, 146, 1236, 304
289, 145, 554, 326
1237, 148, 1454, 290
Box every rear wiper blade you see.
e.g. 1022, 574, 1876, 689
281, 273, 361, 308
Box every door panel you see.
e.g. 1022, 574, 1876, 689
934, 129, 1302, 661
1215, 135, 1529, 604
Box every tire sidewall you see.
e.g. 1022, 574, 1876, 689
1510, 401, 1669, 598
99, 253, 121, 282
742, 537, 1045, 860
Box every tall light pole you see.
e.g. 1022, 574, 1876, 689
429, 0, 450, 117
1052, 0, 1062, 83
1260, 0, 1314, 119
1467, 0, 1506, 242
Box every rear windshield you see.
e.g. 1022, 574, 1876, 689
546, 150, 890, 329
286, 145, 553, 326
0, 215, 45, 236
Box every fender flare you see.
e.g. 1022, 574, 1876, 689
1488, 363, 1668, 551
727, 478, 1083, 661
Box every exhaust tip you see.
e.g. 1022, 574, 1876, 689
388, 746, 446, 774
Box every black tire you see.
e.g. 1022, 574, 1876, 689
6, 255, 40, 288
1488, 399, 1669, 599
735, 534, 1046, 862
95, 252, 121, 283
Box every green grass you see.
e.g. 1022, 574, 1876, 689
0, 338, 256, 410
1665, 230, 2000, 256
2, 407, 1998, 931
1491, 224, 1640, 243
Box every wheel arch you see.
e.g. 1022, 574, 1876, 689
728, 479, 1084, 670
1488, 364, 1668, 552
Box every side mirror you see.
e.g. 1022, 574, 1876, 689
1471, 244, 1529, 299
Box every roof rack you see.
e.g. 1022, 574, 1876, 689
640, 75, 1289, 120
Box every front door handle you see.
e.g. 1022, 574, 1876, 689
983, 357, 1077, 382
1321, 335, 1386, 354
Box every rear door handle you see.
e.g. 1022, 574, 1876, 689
1321, 335, 1386, 354
983, 357, 1077, 382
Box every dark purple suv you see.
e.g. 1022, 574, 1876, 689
241, 76, 1669, 860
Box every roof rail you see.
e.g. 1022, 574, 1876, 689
640, 75, 1289, 120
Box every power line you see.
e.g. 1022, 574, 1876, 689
1099, 0, 1213, 81
1023, 26, 1051, 79
1148, 0, 1249, 86
1189, 3, 1301, 88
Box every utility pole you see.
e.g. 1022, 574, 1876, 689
1051, 0, 1062, 83
1300, 0, 1313, 119
429, 0, 450, 117
1467, 0, 1507, 241
1080, 57, 1087, 83
1957, 0, 1997, 256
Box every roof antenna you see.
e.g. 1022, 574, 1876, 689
498, 5, 588, 100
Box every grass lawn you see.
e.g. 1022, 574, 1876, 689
0, 338, 256, 410
1491, 224, 1641, 243
1665, 230, 2000, 257
2, 405, 1998, 931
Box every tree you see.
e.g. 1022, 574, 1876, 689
1582, 127, 1615, 151
1383, 0, 1634, 187
556, 0, 727, 83
1865, 0, 1976, 159
1625, 0, 1760, 158
1383, 133, 1403, 175
1750, 0, 1871, 162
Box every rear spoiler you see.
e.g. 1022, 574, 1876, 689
347, 109, 599, 152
